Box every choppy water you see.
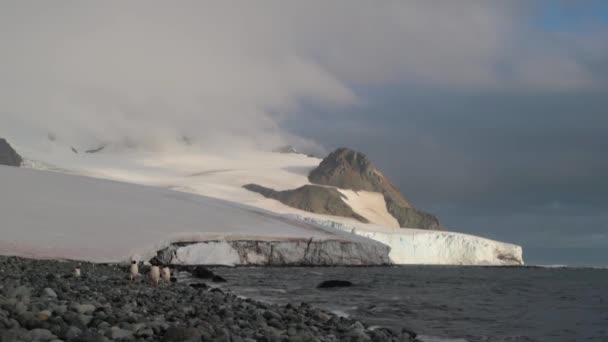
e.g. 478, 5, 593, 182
208, 266, 608, 342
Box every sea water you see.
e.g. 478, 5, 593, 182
210, 266, 608, 341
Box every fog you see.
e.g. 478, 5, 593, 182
2, 1, 600, 153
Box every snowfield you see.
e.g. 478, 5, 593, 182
0, 166, 389, 265
3, 141, 524, 265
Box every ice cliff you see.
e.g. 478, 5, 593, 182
298, 217, 524, 265
155, 239, 390, 266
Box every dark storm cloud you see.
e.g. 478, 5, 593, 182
286, 86, 608, 264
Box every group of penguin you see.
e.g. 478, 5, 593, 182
72, 260, 173, 284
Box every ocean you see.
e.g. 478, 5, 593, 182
206, 266, 608, 342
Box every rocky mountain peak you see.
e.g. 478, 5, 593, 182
309, 148, 442, 230
309, 147, 410, 207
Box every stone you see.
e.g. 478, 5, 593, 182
38, 310, 53, 321
191, 267, 215, 279
162, 326, 202, 341
135, 328, 154, 338
110, 326, 134, 340
43, 288, 58, 298
28, 328, 57, 341
72, 303, 96, 315
14, 301, 28, 315
77, 314, 93, 327
317, 280, 353, 289
64, 326, 82, 340
77, 332, 110, 342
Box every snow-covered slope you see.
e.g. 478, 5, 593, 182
0, 166, 390, 265
8, 141, 524, 265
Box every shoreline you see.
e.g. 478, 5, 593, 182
0, 255, 418, 341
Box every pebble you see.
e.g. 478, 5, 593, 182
43, 287, 58, 298
0, 256, 417, 342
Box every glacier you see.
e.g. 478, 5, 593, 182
297, 217, 523, 266
155, 239, 390, 266
0, 165, 389, 265
3, 140, 525, 265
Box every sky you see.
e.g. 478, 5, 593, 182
1, 1, 607, 265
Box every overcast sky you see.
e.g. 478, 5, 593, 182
1, 1, 607, 265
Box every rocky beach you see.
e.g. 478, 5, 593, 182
0, 256, 417, 342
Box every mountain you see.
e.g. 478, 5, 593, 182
308, 148, 442, 230
0, 138, 22, 167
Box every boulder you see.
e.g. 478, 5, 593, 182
191, 266, 215, 279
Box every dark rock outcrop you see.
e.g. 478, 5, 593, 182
309, 148, 442, 230
317, 280, 353, 288
274, 145, 299, 154
85, 145, 105, 154
0, 138, 22, 167
243, 183, 369, 223
192, 266, 215, 279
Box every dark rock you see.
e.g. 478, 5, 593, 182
401, 327, 417, 339
75, 331, 110, 342
85, 145, 105, 154
308, 148, 442, 230
71, 147, 79, 154
0, 138, 22, 167
42, 288, 57, 298
109, 326, 133, 340
63, 325, 83, 340
192, 267, 215, 279
317, 280, 353, 289
243, 184, 368, 223
162, 326, 202, 342
189, 283, 208, 290
273, 145, 299, 154
212, 275, 227, 283
28, 328, 56, 341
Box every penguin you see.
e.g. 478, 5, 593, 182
130, 260, 139, 281
161, 266, 171, 283
150, 265, 161, 285
73, 266, 81, 278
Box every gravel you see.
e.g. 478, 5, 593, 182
0, 256, 418, 341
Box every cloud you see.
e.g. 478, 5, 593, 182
0, 1, 605, 151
